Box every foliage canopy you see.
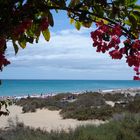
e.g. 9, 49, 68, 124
0, 0, 140, 80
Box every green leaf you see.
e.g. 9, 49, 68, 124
70, 18, 74, 24
27, 37, 34, 44
69, 0, 80, 7
132, 4, 140, 11
75, 21, 81, 30
128, 12, 137, 28
48, 11, 54, 27
42, 29, 50, 41
26, 25, 36, 37
126, 0, 137, 6
133, 11, 140, 18
36, 37, 39, 43
58, 0, 66, 7
94, 4, 104, 17
124, 20, 132, 26
82, 22, 92, 28
18, 40, 26, 49
35, 28, 41, 38
12, 41, 19, 54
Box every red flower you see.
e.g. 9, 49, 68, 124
91, 21, 140, 80
22, 19, 32, 29
134, 66, 139, 72
133, 76, 140, 80
109, 49, 123, 59
123, 39, 131, 45
112, 25, 122, 36
111, 35, 120, 44
96, 20, 104, 27
126, 55, 140, 67
0, 54, 10, 71
119, 47, 126, 54
132, 40, 140, 49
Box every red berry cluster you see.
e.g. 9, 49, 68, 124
0, 54, 10, 71
12, 17, 49, 39
40, 17, 49, 31
91, 21, 140, 80
125, 40, 140, 80
12, 19, 33, 39
91, 21, 122, 54
0, 38, 10, 71
7, 17, 49, 71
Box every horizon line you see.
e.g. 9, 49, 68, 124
0, 79, 133, 81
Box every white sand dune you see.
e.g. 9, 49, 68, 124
0, 105, 105, 131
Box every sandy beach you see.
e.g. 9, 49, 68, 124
0, 105, 105, 131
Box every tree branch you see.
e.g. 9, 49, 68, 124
42, 5, 136, 39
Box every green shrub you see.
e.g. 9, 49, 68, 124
126, 97, 140, 113
15, 92, 140, 120
103, 93, 127, 101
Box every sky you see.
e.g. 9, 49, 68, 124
0, 8, 137, 80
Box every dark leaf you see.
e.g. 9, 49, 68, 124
12, 41, 19, 54
48, 11, 54, 27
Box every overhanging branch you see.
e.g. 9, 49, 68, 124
42, 5, 136, 39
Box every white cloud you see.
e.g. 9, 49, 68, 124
2, 27, 133, 79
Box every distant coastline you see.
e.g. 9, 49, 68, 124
1, 87, 140, 100
0, 80, 140, 97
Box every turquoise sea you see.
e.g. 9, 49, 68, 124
0, 80, 140, 96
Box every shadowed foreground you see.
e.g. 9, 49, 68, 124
0, 113, 140, 140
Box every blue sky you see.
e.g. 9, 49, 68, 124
0, 7, 138, 80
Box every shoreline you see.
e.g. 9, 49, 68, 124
1, 87, 140, 100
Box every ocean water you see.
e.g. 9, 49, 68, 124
0, 80, 140, 96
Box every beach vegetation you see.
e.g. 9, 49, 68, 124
0, 113, 140, 140
126, 96, 140, 113
16, 93, 74, 112
15, 91, 140, 121
0, 99, 12, 117
103, 93, 130, 102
